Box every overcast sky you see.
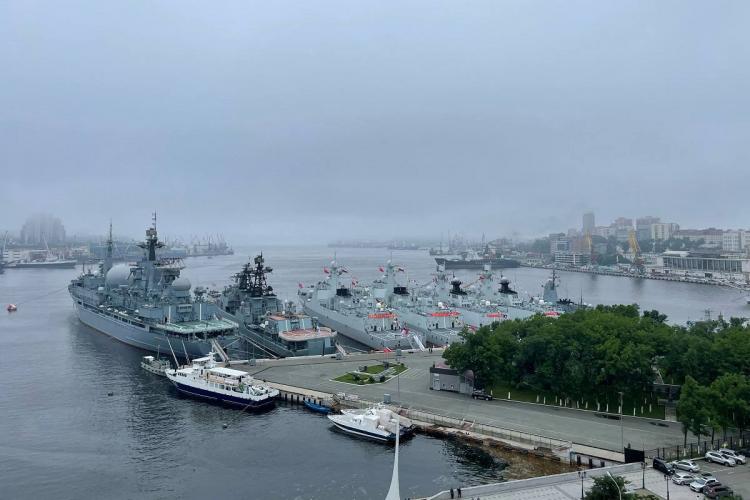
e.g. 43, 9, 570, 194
1, 1, 748, 243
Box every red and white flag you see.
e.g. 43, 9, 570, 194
323, 267, 330, 274
379, 266, 385, 272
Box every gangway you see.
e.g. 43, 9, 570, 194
335, 343, 348, 357
210, 339, 230, 363
410, 334, 426, 352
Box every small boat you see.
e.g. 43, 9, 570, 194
328, 405, 415, 443
165, 352, 279, 410
6, 304, 17, 312
304, 400, 332, 414
141, 355, 171, 376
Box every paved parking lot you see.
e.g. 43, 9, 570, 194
697, 458, 750, 498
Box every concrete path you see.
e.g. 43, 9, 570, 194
238, 351, 692, 452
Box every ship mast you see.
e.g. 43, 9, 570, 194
104, 221, 114, 274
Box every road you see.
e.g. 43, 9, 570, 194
239, 351, 694, 452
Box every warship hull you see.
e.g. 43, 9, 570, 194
10, 260, 77, 269
434, 257, 520, 270
302, 302, 413, 351
74, 302, 220, 359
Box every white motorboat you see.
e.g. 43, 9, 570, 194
327, 405, 414, 442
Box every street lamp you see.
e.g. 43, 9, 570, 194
577, 470, 586, 499
618, 391, 624, 451
663, 474, 670, 500
641, 461, 646, 489
606, 471, 622, 500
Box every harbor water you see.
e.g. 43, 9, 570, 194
1, 246, 747, 499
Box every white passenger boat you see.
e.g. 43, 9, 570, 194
165, 352, 278, 410
327, 405, 414, 443
141, 355, 171, 376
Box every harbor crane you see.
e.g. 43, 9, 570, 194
628, 230, 645, 274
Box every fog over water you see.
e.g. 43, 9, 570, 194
2, 1, 749, 243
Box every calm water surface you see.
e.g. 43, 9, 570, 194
0, 246, 746, 499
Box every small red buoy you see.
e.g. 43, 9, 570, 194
7, 304, 17, 312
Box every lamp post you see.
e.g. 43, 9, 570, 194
618, 391, 624, 451
396, 350, 401, 402
641, 461, 646, 489
606, 471, 622, 500
664, 474, 670, 500
577, 470, 586, 499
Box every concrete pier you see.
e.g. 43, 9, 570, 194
237, 350, 693, 459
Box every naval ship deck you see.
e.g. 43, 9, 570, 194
160, 318, 237, 334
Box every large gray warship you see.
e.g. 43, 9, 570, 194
218, 254, 337, 358
434, 246, 519, 270
300, 260, 464, 350
422, 265, 578, 328
68, 219, 238, 359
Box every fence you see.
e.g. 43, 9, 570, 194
644, 434, 748, 461
399, 406, 571, 451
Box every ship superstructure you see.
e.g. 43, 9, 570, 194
219, 254, 337, 357
68, 218, 238, 358
435, 246, 519, 270
299, 261, 426, 351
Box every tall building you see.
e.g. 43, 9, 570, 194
582, 212, 595, 234
20, 213, 66, 245
651, 223, 679, 241
722, 230, 748, 253
636, 216, 661, 240
548, 233, 569, 254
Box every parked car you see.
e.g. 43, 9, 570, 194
653, 457, 675, 475
689, 478, 721, 493
671, 459, 700, 472
471, 389, 493, 401
704, 484, 734, 498
705, 451, 737, 466
671, 471, 695, 485
700, 472, 718, 482
719, 448, 747, 465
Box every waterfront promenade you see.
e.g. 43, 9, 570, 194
237, 351, 691, 452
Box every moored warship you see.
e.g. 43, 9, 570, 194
219, 254, 337, 358
300, 260, 464, 350
68, 219, 238, 359
434, 247, 519, 270
299, 261, 427, 351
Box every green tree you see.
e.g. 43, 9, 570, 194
584, 475, 635, 500
677, 376, 711, 447
709, 373, 750, 439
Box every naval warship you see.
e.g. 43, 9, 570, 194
434, 247, 519, 270
371, 261, 464, 346
68, 219, 238, 359
299, 261, 428, 351
418, 264, 572, 328
300, 260, 464, 350
219, 254, 337, 358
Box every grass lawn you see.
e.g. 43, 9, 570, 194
488, 382, 666, 420
334, 363, 407, 385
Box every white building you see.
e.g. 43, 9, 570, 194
722, 230, 748, 252
650, 223, 680, 241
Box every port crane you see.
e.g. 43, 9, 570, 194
628, 230, 645, 274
